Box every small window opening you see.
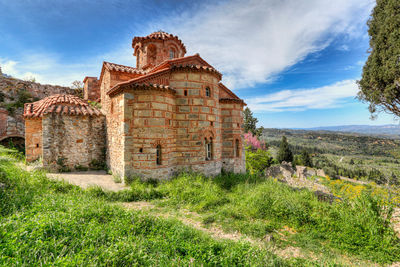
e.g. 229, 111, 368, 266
235, 139, 240, 158
36, 144, 39, 148
210, 121, 214, 126
237, 123, 240, 127
139, 148, 143, 153
205, 87, 211, 97
184, 90, 188, 96
169, 49, 175, 59
156, 145, 162, 165
205, 138, 213, 160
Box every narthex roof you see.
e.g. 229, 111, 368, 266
24, 94, 103, 118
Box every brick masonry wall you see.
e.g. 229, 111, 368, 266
122, 90, 176, 179
220, 102, 246, 173
104, 68, 245, 179
25, 118, 42, 162
107, 93, 125, 177
83, 77, 100, 101
42, 114, 105, 171
170, 70, 222, 176
135, 39, 185, 70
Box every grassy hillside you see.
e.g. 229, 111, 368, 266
1, 146, 400, 265
0, 147, 286, 266
263, 128, 400, 184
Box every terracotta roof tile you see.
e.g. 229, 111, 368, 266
132, 31, 186, 54
108, 82, 175, 97
24, 94, 104, 118
171, 64, 220, 75
104, 62, 146, 74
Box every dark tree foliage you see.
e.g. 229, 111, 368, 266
277, 136, 293, 163
300, 150, 313, 167
243, 107, 258, 135
358, 0, 400, 117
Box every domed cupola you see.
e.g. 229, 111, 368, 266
132, 31, 187, 70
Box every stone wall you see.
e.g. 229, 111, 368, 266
220, 100, 246, 173
107, 93, 125, 177
42, 114, 105, 170
105, 68, 246, 179
170, 70, 222, 176
122, 90, 176, 179
25, 118, 42, 162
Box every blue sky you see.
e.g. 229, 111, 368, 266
0, 0, 398, 128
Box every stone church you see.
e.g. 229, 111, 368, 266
24, 31, 246, 179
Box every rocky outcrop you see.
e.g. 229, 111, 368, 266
0, 75, 74, 102
0, 75, 75, 142
265, 161, 294, 180
265, 163, 334, 202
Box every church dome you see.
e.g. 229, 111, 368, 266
132, 31, 186, 54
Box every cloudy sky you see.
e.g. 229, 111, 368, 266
0, 0, 397, 128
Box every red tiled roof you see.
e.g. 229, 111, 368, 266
24, 94, 103, 118
108, 83, 175, 97
104, 62, 146, 74
170, 64, 221, 77
149, 54, 213, 73
132, 31, 186, 54
218, 83, 240, 100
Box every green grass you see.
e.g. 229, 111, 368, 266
0, 147, 291, 266
1, 145, 400, 265
100, 172, 400, 264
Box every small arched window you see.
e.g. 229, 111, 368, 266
235, 139, 240, 158
169, 49, 175, 59
205, 87, 211, 97
156, 145, 162, 165
205, 138, 213, 160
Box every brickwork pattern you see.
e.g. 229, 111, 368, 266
25, 118, 42, 162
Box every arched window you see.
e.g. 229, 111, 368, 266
235, 139, 240, 157
156, 145, 162, 165
169, 48, 175, 59
205, 138, 213, 160
205, 87, 211, 97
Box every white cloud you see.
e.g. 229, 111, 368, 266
0, 54, 97, 86
0, 0, 374, 90
155, 0, 374, 89
246, 79, 359, 112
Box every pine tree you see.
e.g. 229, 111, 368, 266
243, 107, 258, 135
277, 136, 293, 163
358, 0, 400, 117
300, 150, 312, 167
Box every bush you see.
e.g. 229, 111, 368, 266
245, 149, 275, 174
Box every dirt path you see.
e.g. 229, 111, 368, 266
47, 170, 128, 191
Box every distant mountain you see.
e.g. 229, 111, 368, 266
302, 124, 400, 136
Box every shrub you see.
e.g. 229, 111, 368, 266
245, 149, 275, 174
